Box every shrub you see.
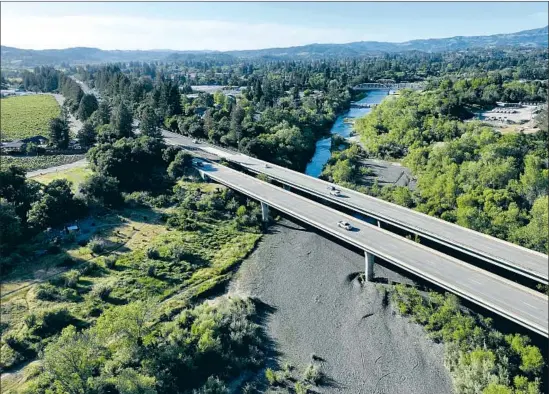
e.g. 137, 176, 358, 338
146, 246, 160, 260
104, 255, 117, 269
294, 382, 311, 394
265, 368, 278, 386
24, 313, 38, 329
35, 283, 59, 301
1, 343, 23, 370
303, 363, 322, 384
146, 264, 156, 278
57, 256, 76, 268
63, 270, 81, 288
193, 376, 229, 394
79, 261, 99, 276
92, 283, 112, 300
32, 308, 74, 337
88, 237, 105, 254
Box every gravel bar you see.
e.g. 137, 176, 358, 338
229, 219, 453, 394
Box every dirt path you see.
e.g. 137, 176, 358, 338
229, 219, 453, 393
25, 158, 88, 178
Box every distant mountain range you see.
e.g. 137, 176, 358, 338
2, 26, 547, 67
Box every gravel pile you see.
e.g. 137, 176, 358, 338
229, 219, 453, 394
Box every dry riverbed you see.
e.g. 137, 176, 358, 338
230, 219, 453, 394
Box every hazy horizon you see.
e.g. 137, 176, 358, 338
2, 2, 547, 51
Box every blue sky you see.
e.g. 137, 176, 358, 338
2, 2, 547, 51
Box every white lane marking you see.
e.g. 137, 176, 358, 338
469, 279, 483, 285
523, 302, 538, 309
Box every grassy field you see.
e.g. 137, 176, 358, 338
0, 95, 60, 141
3, 155, 85, 172
30, 165, 92, 190
0, 179, 263, 391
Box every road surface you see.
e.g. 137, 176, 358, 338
163, 130, 548, 285
198, 160, 548, 337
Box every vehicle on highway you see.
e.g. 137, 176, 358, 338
265, 164, 271, 168
327, 185, 336, 191
193, 139, 199, 144
330, 189, 341, 197
337, 221, 352, 230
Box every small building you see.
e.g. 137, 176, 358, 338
65, 224, 80, 234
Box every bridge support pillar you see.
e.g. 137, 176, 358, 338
283, 184, 290, 191
198, 170, 208, 181
365, 251, 375, 282
261, 202, 270, 222
377, 220, 381, 228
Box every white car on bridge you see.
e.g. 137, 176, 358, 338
337, 221, 352, 231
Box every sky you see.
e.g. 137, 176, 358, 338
1, 2, 547, 51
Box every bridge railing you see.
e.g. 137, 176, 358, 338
353, 82, 425, 91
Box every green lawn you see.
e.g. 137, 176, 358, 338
0, 95, 61, 141
31, 165, 92, 191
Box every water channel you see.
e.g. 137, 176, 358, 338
305, 90, 389, 177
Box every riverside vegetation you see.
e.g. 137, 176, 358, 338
320, 77, 547, 393
1, 123, 267, 393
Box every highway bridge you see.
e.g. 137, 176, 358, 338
163, 131, 549, 285
353, 81, 425, 91
195, 159, 548, 337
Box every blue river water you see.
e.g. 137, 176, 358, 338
305, 90, 389, 177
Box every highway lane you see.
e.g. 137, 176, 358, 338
198, 160, 548, 336
198, 161, 548, 336
163, 130, 548, 284
227, 155, 548, 285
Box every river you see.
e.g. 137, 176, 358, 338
305, 90, 389, 177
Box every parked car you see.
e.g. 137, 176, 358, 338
337, 221, 352, 230
330, 189, 341, 197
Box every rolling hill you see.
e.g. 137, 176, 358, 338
1, 25, 547, 67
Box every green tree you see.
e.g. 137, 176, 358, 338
79, 173, 122, 207
77, 122, 97, 149
140, 104, 161, 138
49, 117, 70, 149
93, 300, 153, 352
27, 179, 84, 229
0, 199, 21, 253
111, 102, 134, 138
43, 325, 105, 394
512, 196, 549, 253
96, 101, 112, 125
167, 151, 193, 179
109, 368, 157, 394
519, 155, 548, 206
77, 93, 99, 121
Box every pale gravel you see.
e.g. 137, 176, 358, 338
229, 219, 454, 394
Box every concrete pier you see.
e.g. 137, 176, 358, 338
261, 202, 270, 222
365, 251, 375, 282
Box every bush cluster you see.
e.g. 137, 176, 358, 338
391, 284, 544, 393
